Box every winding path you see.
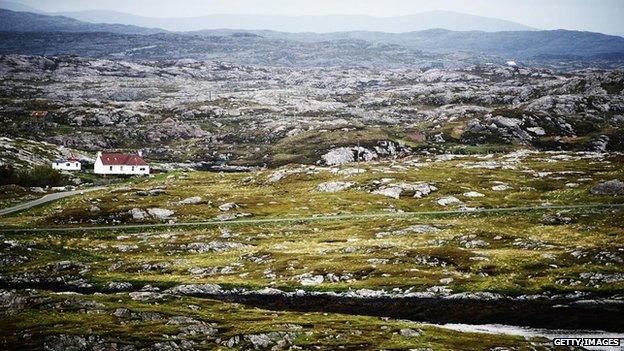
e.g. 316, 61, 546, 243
0, 187, 105, 217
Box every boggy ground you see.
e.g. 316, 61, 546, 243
0, 150, 623, 349
1, 150, 623, 226
1, 151, 622, 296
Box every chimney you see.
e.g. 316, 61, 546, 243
137, 150, 143, 157
96, 151, 102, 159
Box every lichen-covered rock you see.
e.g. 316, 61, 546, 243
462, 239, 490, 249
463, 191, 485, 198
320, 141, 411, 165
541, 213, 573, 225
372, 186, 404, 199
129, 208, 147, 220
321, 147, 377, 166
589, 135, 610, 152
492, 184, 512, 191
178, 196, 202, 205
147, 208, 174, 220
43, 335, 111, 351
579, 272, 624, 284
128, 291, 167, 301
437, 196, 462, 206
107, 281, 133, 291
399, 328, 423, 337
409, 183, 438, 198
316, 181, 355, 193
330, 168, 366, 176
116, 245, 138, 252
295, 274, 325, 286
166, 284, 223, 296
375, 225, 440, 238
590, 180, 624, 195
218, 202, 238, 211
268, 168, 307, 183
185, 241, 247, 253
0, 289, 34, 310
372, 182, 437, 199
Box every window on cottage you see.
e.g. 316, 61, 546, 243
109, 166, 113, 171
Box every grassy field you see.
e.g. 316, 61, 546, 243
2, 208, 623, 296
2, 151, 623, 227
0, 151, 622, 350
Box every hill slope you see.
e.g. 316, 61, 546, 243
0, 0, 40, 13
0, 8, 164, 35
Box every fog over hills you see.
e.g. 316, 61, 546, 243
49, 10, 536, 33
0, 0, 39, 13
1, 7, 623, 67
0, 0, 538, 33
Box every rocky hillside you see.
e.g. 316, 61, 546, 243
0, 55, 622, 169
0, 30, 623, 70
0, 31, 494, 69
0, 137, 91, 169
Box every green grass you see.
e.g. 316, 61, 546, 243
1, 151, 620, 350
3, 151, 622, 227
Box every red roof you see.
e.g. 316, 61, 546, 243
99, 153, 147, 166
31, 111, 48, 118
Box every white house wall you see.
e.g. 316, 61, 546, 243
94, 157, 149, 175
52, 162, 81, 171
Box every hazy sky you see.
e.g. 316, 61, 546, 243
16, 0, 624, 35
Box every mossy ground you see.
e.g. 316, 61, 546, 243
2, 208, 623, 296
1, 151, 622, 295
2, 151, 623, 225
0, 151, 622, 350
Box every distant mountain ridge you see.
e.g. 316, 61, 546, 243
0, 8, 164, 35
49, 10, 537, 33
0, 0, 40, 13
214, 28, 624, 58
0, 1, 538, 33
0, 8, 623, 65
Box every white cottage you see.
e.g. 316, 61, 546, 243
94, 152, 149, 176
52, 158, 81, 171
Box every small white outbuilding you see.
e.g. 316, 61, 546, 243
52, 158, 81, 171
